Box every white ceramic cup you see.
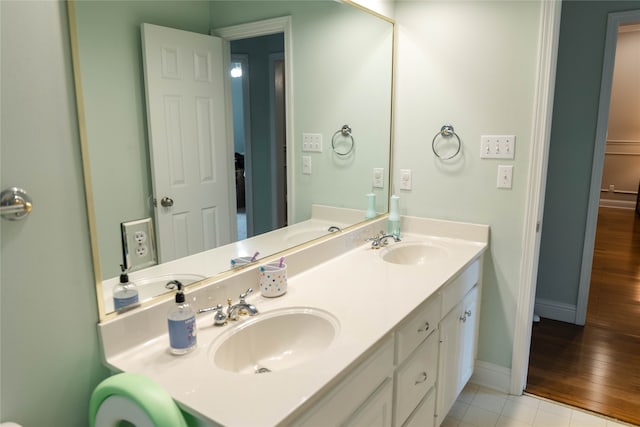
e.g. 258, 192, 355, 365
258, 263, 287, 297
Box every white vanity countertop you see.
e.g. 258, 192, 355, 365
102, 219, 488, 426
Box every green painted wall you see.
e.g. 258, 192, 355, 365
536, 1, 640, 306
0, 1, 109, 425
394, 0, 541, 369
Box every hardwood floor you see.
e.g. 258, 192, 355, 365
526, 207, 640, 426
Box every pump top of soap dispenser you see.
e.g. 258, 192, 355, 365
166, 280, 185, 303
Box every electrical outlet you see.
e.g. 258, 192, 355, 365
302, 133, 323, 152
480, 135, 516, 159
373, 168, 384, 188
497, 165, 513, 189
121, 218, 157, 272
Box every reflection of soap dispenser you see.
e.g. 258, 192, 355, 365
113, 264, 139, 311
388, 194, 400, 238
166, 280, 197, 355
365, 193, 377, 219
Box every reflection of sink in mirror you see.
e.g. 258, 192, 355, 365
379, 242, 449, 266
282, 228, 337, 246
103, 273, 205, 313
209, 307, 339, 374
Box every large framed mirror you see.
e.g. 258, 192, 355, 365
68, 0, 394, 319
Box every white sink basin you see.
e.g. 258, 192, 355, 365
380, 242, 448, 266
209, 307, 340, 374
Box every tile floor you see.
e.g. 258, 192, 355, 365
442, 383, 635, 427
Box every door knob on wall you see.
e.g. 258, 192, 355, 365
0, 187, 33, 221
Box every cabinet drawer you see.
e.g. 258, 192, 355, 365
293, 336, 394, 427
403, 388, 435, 427
441, 260, 480, 315
343, 378, 393, 427
394, 331, 438, 427
395, 293, 441, 364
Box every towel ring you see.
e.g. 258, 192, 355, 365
432, 125, 461, 160
332, 125, 354, 156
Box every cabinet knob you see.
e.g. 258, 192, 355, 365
417, 321, 430, 333
414, 372, 428, 385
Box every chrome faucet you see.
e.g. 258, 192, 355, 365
366, 231, 401, 249
227, 288, 259, 321
198, 304, 228, 326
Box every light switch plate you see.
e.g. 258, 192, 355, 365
373, 168, 384, 188
480, 135, 516, 159
400, 169, 412, 190
121, 218, 157, 272
497, 165, 513, 189
302, 156, 312, 175
302, 133, 323, 152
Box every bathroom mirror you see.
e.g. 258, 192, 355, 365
68, 0, 394, 317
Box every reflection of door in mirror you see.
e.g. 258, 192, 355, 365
230, 34, 287, 240
141, 24, 235, 263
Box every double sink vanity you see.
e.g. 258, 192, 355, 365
98, 215, 488, 427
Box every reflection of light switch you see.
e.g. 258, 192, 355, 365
373, 168, 384, 188
400, 169, 412, 190
302, 156, 312, 175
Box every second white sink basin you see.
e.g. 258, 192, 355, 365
380, 242, 449, 266
209, 307, 340, 374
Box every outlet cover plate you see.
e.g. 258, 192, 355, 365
121, 218, 157, 272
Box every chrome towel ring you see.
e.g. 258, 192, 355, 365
332, 124, 354, 156
432, 124, 461, 160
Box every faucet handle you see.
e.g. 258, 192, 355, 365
239, 288, 253, 302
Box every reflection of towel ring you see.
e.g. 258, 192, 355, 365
432, 124, 461, 160
332, 125, 355, 156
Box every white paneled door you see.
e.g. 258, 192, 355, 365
142, 23, 234, 263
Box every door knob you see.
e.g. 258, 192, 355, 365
160, 197, 174, 207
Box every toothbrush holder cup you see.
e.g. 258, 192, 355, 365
258, 263, 287, 298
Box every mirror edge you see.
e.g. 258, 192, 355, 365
67, 0, 107, 318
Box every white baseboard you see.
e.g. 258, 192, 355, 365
534, 298, 576, 323
470, 360, 511, 394
599, 198, 636, 209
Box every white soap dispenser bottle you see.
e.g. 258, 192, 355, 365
388, 194, 401, 238
113, 264, 139, 312
166, 280, 197, 355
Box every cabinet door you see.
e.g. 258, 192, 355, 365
435, 304, 461, 422
344, 378, 393, 427
458, 286, 479, 388
435, 285, 479, 424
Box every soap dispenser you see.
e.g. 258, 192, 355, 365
388, 194, 400, 238
365, 193, 377, 219
166, 280, 197, 355
113, 265, 139, 312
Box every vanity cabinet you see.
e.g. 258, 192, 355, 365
293, 259, 481, 427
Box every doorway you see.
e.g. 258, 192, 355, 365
215, 16, 291, 242
526, 12, 640, 424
